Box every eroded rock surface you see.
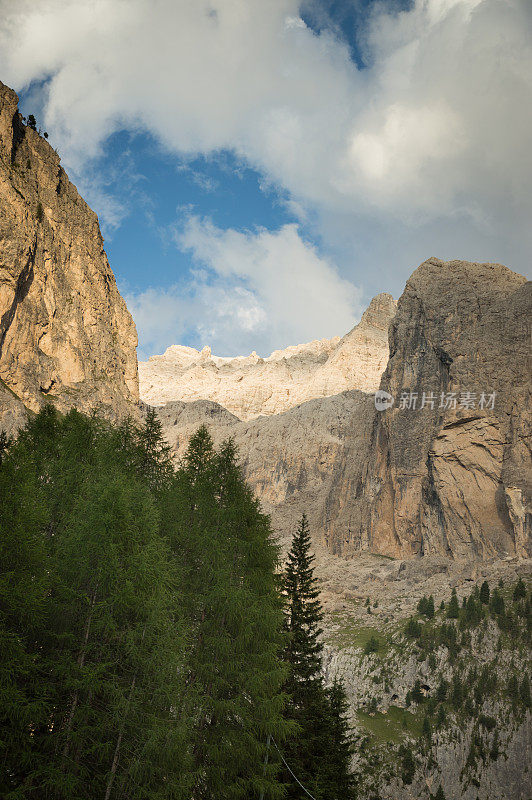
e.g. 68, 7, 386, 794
346, 258, 531, 560
0, 81, 138, 425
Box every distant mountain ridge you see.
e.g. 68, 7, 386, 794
139, 292, 396, 419
144, 259, 531, 564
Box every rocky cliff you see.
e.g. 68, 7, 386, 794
346, 259, 531, 561
148, 258, 531, 564
139, 293, 396, 419
0, 81, 138, 426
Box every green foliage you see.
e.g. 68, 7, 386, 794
27, 113, 37, 129
447, 588, 459, 619
399, 745, 415, 784
480, 580, 490, 605
0, 410, 288, 800
411, 680, 424, 704
364, 635, 380, 655
520, 675, 531, 709
405, 617, 422, 639
513, 578, 527, 602
417, 594, 435, 618
281, 514, 355, 799
432, 784, 446, 800
0, 407, 190, 799
490, 587, 505, 616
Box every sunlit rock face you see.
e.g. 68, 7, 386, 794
139, 292, 396, 420
148, 258, 531, 563
0, 80, 138, 427
346, 258, 531, 560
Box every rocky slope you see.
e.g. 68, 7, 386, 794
0, 81, 138, 427
139, 293, 396, 419
321, 569, 531, 800
154, 390, 376, 552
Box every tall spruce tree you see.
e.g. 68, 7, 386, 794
281, 514, 355, 800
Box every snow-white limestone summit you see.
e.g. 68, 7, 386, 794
138, 293, 397, 420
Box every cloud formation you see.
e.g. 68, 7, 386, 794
1, 0, 530, 352
127, 219, 361, 358
1, 0, 530, 226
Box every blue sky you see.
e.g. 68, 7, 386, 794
3, 0, 531, 358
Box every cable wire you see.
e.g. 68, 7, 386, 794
270, 736, 318, 800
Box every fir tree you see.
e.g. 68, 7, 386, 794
513, 578, 527, 602
480, 580, 490, 605
447, 588, 459, 619
164, 428, 288, 800
281, 514, 355, 799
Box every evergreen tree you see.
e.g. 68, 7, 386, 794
447, 588, 459, 619
0, 407, 191, 799
400, 745, 415, 784
163, 428, 288, 800
281, 514, 355, 799
513, 578, 527, 602
480, 580, 490, 605
490, 588, 505, 616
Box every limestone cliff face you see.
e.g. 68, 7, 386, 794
152, 258, 530, 563
0, 81, 138, 424
139, 293, 396, 419
345, 258, 531, 560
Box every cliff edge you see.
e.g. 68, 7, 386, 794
0, 80, 138, 426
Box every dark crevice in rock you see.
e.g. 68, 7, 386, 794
10, 111, 26, 164
0, 237, 37, 360
442, 416, 484, 430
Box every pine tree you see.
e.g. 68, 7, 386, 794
281, 514, 355, 799
513, 578, 527, 602
447, 588, 459, 619
0, 407, 191, 799
490, 588, 505, 616
480, 580, 490, 605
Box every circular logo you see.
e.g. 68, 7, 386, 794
375, 390, 394, 411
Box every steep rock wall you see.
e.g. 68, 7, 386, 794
0, 81, 138, 424
344, 258, 531, 560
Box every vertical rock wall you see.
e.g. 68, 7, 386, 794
0, 80, 138, 424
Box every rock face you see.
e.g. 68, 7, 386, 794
344, 259, 531, 561
156, 391, 376, 552
139, 293, 396, 419
152, 258, 531, 563
0, 81, 138, 425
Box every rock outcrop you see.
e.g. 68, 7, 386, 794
152, 258, 531, 563
344, 259, 531, 560
0, 81, 138, 425
139, 293, 396, 419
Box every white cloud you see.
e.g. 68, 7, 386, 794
126, 219, 361, 358
0, 0, 530, 351
1, 0, 529, 228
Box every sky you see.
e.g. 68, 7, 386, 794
1, 0, 530, 359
